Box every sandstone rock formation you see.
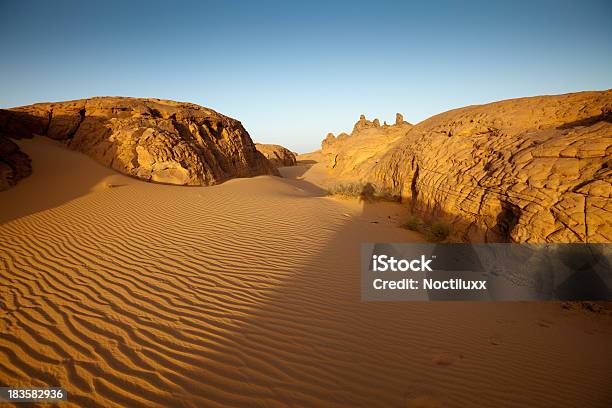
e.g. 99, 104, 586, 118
0, 97, 278, 186
352, 114, 386, 134
0, 136, 31, 191
255, 143, 297, 167
362, 91, 611, 243
395, 113, 407, 126
321, 133, 336, 151
320, 113, 413, 183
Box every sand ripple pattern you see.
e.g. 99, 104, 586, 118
1, 177, 611, 407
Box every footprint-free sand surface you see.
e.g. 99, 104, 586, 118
1, 138, 611, 407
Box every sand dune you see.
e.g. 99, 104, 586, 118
1, 139, 611, 407
0, 137, 136, 224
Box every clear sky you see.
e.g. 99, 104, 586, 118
1, 0, 611, 152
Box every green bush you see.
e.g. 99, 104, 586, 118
401, 215, 422, 231
426, 222, 452, 242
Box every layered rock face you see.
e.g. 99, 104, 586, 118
0, 97, 278, 186
365, 91, 612, 243
321, 113, 413, 182
0, 136, 31, 191
255, 143, 297, 167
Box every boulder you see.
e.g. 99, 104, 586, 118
0, 97, 278, 186
255, 143, 297, 167
0, 136, 31, 191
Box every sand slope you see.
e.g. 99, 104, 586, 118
0, 140, 611, 407
0, 137, 136, 224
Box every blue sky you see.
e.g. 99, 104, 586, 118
1, 0, 611, 152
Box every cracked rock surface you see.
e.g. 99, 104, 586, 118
323, 91, 612, 243
0, 97, 278, 187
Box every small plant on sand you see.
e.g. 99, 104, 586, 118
326, 182, 365, 197
425, 222, 452, 242
359, 183, 376, 202
326, 182, 376, 201
401, 215, 422, 231
375, 187, 401, 202
327, 182, 399, 202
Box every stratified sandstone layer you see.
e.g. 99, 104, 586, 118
0, 136, 31, 191
255, 143, 297, 167
364, 91, 611, 243
0, 97, 278, 186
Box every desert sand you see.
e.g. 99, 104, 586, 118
0, 137, 611, 407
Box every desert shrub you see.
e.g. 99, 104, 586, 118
426, 222, 452, 242
402, 215, 422, 231
376, 186, 401, 202
359, 183, 376, 202
327, 182, 398, 202
326, 182, 374, 201
326, 182, 364, 197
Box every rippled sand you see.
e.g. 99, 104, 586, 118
1, 138, 611, 407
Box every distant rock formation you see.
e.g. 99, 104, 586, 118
321, 113, 413, 175
365, 91, 612, 243
322, 132, 336, 150
0, 136, 31, 191
395, 113, 408, 126
337, 132, 350, 141
255, 143, 297, 167
352, 114, 380, 133
0, 97, 278, 186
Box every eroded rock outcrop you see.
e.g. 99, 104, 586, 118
395, 113, 408, 126
0, 97, 278, 186
365, 91, 612, 243
320, 113, 413, 182
255, 143, 297, 167
0, 136, 31, 191
352, 114, 385, 133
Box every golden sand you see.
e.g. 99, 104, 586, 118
0, 138, 610, 407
